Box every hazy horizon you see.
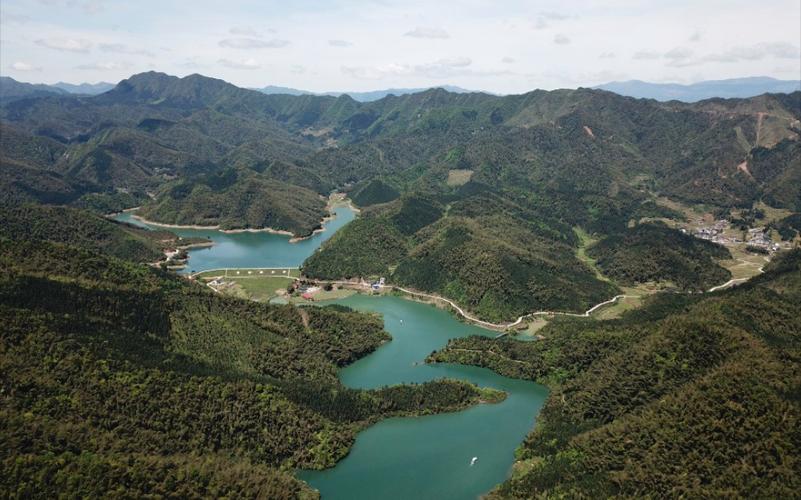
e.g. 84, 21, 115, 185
2, 0, 800, 94
4, 73, 801, 96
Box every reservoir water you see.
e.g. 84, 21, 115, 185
114, 205, 548, 499
113, 204, 356, 272
298, 295, 548, 500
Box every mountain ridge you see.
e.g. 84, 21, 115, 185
595, 76, 801, 102
253, 84, 479, 102
2, 70, 799, 320
5, 73, 799, 104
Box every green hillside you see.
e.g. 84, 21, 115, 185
138, 168, 328, 235
0, 210, 497, 497
304, 194, 619, 321
2, 71, 800, 497
0, 203, 178, 262
586, 222, 732, 291
430, 249, 801, 498
3, 71, 798, 322
4, 73, 798, 213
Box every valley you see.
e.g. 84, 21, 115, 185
1, 71, 799, 499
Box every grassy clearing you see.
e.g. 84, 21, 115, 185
228, 276, 296, 302
195, 268, 300, 279
754, 201, 794, 224
517, 317, 549, 338
196, 268, 300, 302
574, 227, 611, 284
720, 251, 768, 281
288, 287, 356, 304
593, 294, 644, 320
446, 169, 474, 187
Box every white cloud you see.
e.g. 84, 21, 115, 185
701, 42, 800, 62
75, 61, 131, 70
218, 57, 260, 69
633, 51, 661, 60
4, 0, 800, 94
553, 34, 570, 45
532, 18, 549, 30
99, 43, 154, 57
338, 56, 512, 80
404, 27, 449, 39
177, 57, 204, 69
35, 38, 93, 53
638, 42, 801, 68
664, 47, 693, 61
541, 11, 571, 21
532, 11, 572, 30
10, 61, 41, 71
229, 26, 260, 36
329, 39, 352, 47
501, 56, 515, 64
219, 38, 289, 49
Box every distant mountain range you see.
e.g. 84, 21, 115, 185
252, 84, 477, 102
0, 76, 68, 103
51, 81, 115, 95
0, 76, 476, 104
0, 76, 115, 104
595, 77, 801, 102
255, 77, 801, 103
3, 75, 800, 105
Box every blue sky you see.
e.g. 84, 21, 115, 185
2, 0, 799, 93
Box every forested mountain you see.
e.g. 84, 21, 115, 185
2, 69, 800, 497
0, 203, 186, 262
0, 77, 114, 103
4, 71, 798, 209
431, 249, 801, 498
1, 71, 799, 311
0, 206, 498, 497
137, 167, 328, 234
0, 76, 69, 104
303, 194, 620, 321
586, 221, 733, 291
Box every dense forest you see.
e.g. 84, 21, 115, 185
303, 193, 620, 321
586, 221, 733, 291
137, 167, 328, 235
2, 72, 799, 315
2, 72, 798, 214
430, 249, 801, 497
0, 207, 501, 498
0, 203, 199, 262
2, 72, 800, 497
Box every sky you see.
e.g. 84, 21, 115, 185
1, 0, 800, 94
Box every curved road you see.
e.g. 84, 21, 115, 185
194, 260, 769, 331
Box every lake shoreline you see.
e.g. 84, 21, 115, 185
296, 294, 549, 499
116, 195, 355, 242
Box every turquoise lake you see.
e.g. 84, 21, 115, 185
113, 205, 356, 272
114, 206, 548, 499
298, 295, 548, 500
